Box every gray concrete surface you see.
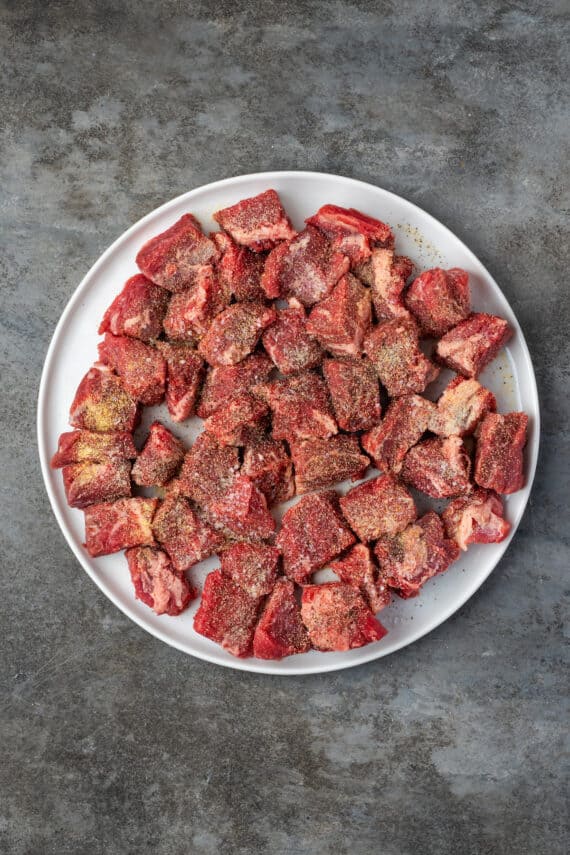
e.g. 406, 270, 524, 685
1, 2, 568, 853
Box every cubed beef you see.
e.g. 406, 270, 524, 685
69, 364, 139, 433
156, 341, 205, 423
51, 430, 136, 468
213, 231, 266, 301
177, 433, 240, 509
307, 274, 371, 357
213, 189, 296, 252
474, 412, 528, 493
442, 489, 511, 551
429, 375, 496, 437
375, 511, 459, 598
152, 496, 225, 572
219, 542, 280, 597
207, 475, 276, 542
99, 274, 169, 342
364, 318, 439, 397
262, 307, 323, 374
339, 474, 416, 542
98, 334, 166, 405
242, 437, 295, 506
255, 371, 337, 441
329, 543, 391, 613
84, 497, 158, 557
136, 213, 219, 292
405, 267, 470, 337
63, 459, 131, 509
253, 578, 311, 659
301, 583, 387, 651
401, 436, 472, 498
193, 569, 262, 657
306, 204, 394, 263
436, 313, 512, 377
203, 393, 269, 446
132, 422, 185, 487
198, 302, 276, 366
323, 357, 381, 432
196, 353, 273, 419
290, 435, 369, 494
356, 249, 413, 320
162, 266, 229, 342
361, 395, 434, 473
126, 546, 195, 616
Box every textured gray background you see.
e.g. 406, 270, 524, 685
1, 1, 568, 853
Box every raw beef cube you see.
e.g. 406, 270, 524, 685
255, 372, 337, 441
306, 204, 394, 263
442, 489, 510, 551
177, 433, 240, 509
262, 226, 349, 306
207, 475, 276, 541
429, 376, 496, 437
156, 341, 205, 423
194, 570, 262, 657
196, 353, 273, 419
136, 213, 219, 292
213, 189, 296, 252
290, 435, 369, 494
339, 474, 416, 542
98, 274, 169, 342
69, 364, 139, 433
375, 511, 459, 598
307, 274, 371, 357
276, 491, 355, 585
405, 267, 470, 337
242, 436, 295, 506
51, 430, 136, 468
261, 307, 323, 375
98, 334, 166, 406
364, 318, 440, 397
356, 249, 413, 320
253, 579, 311, 659
323, 357, 381, 432
474, 412, 528, 494
329, 544, 391, 613
126, 546, 195, 616
84, 497, 158, 557
401, 436, 472, 498
62, 459, 131, 509
203, 394, 269, 446
436, 313, 512, 378
301, 583, 387, 651
132, 422, 185, 487
162, 266, 228, 342
198, 302, 276, 366
219, 542, 280, 597
213, 231, 266, 302
152, 496, 225, 571
361, 395, 435, 474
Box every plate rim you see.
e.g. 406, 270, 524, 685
37, 170, 540, 675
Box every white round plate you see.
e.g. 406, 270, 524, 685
38, 171, 539, 675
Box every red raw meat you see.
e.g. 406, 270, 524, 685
261, 307, 323, 375
436, 313, 512, 378
405, 267, 470, 337
136, 213, 219, 292
207, 475, 276, 541
401, 436, 472, 498
213, 231, 266, 301
276, 491, 355, 585
177, 433, 240, 509
361, 395, 434, 474
132, 422, 185, 487
51, 430, 136, 468
98, 334, 166, 405
356, 249, 413, 320
126, 546, 195, 616
156, 341, 205, 423
196, 353, 273, 419
290, 435, 369, 494
474, 412, 528, 494
253, 578, 310, 659
339, 474, 416, 542
323, 357, 381, 432
307, 274, 371, 357
301, 583, 387, 651
219, 542, 280, 597
62, 459, 131, 509
364, 318, 439, 397
84, 497, 158, 557
255, 371, 337, 441
375, 511, 459, 598
329, 544, 391, 613
306, 204, 394, 263
98, 274, 169, 342
203, 393, 269, 446
69, 364, 139, 433
261, 226, 349, 306
429, 375, 496, 437
198, 302, 276, 366
443, 489, 510, 550
162, 266, 229, 342
242, 436, 295, 506
213, 189, 296, 252
153, 496, 225, 572
194, 569, 262, 657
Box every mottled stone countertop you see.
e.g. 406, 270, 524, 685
1, 2, 567, 853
